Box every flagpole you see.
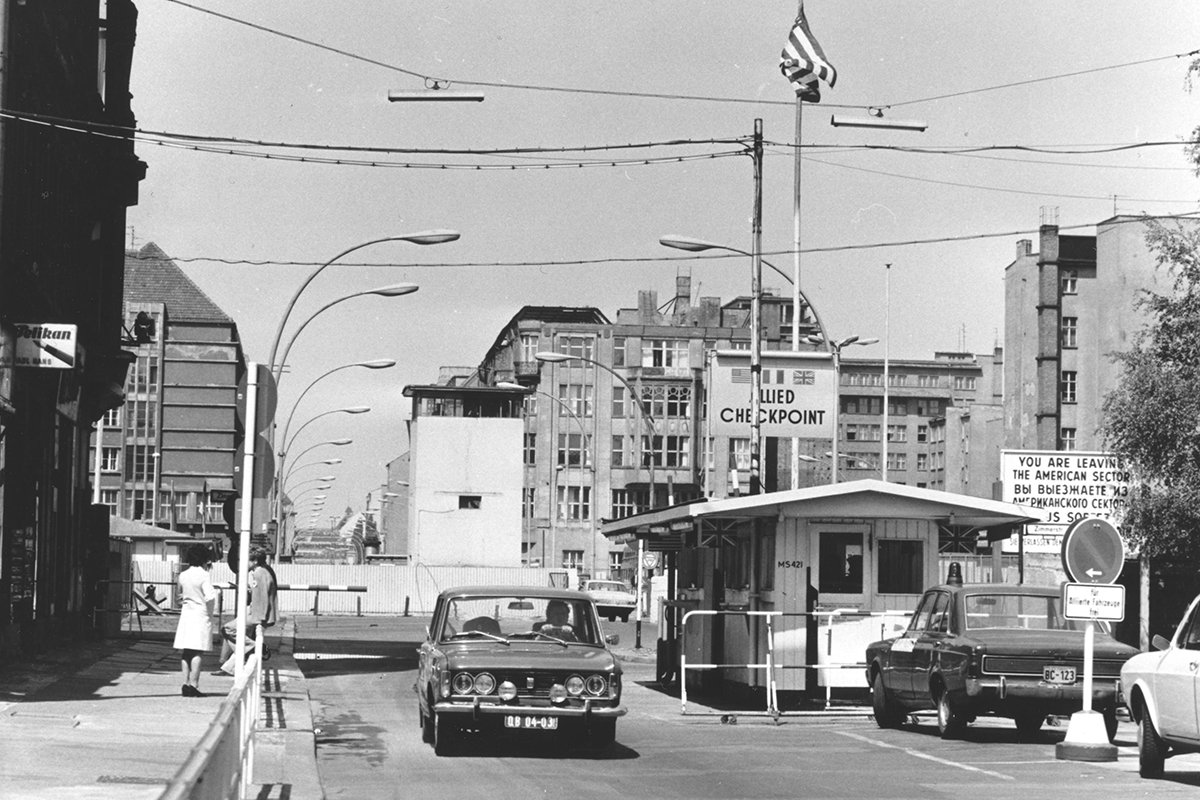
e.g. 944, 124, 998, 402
790, 96, 803, 491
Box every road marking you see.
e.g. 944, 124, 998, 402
293, 653, 391, 660
836, 731, 1015, 781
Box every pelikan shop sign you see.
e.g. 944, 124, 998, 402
709, 350, 835, 438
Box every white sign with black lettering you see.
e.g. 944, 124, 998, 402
1063, 582, 1126, 622
708, 350, 835, 438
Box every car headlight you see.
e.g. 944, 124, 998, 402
474, 672, 496, 695
584, 675, 607, 696
549, 683, 568, 704
565, 675, 585, 696
452, 672, 476, 695
498, 680, 518, 701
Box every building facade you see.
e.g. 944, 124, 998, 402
0, 3, 145, 653
90, 244, 244, 544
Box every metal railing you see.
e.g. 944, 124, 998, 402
160, 627, 263, 800
678, 608, 908, 717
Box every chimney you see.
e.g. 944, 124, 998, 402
1016, 239, 1032, 258
675, 274, 691, 311
638, 290, 658, 322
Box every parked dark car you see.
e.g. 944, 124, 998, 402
865, 575, 1139, 740
1121, 591, 1200, 778
415, 585, 626, 755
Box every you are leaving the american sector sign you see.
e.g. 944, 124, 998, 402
1000, 450, 1131, 554
709, 350, 835, 438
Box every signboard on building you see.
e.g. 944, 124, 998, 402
709, 350, 835, 438
999, 450, 1132, 554
3, 323, 78, 369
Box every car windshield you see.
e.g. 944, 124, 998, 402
438, 595, 600, 645
964, 593, 1088, 631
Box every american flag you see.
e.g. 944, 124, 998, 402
731, 368, 752, 384
780, 3, 837, 102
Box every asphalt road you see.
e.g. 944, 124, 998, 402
294, 615, 1200, 800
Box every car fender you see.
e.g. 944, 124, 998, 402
1125, 677, 1161, 729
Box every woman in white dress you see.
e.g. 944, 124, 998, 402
172, 544, 218, 697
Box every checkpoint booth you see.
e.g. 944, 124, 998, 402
602, 479, 1046, 708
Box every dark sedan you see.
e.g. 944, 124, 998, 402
865, 575, 1139, 740
415, 585, 626, 755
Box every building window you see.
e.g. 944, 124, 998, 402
520, 393, 537, 416
916, 374, 938, 388
557, 336, 594, 361
952, 375, 977, 391
643, 339, 689, 369
888, 373, 907, 387
818, 531, 864, 594
459, 495, 482, 510
845, 452, 876, 470
557, 432, 589, 467
888, 398, 908, 416
519, 333, 540, 362
917, 452, 928, 471
1061, 428, 1077, 451
611, 386, 626, 418
729, 438, 750, 470
1061, 316, 1078, 349
641, 384, 691, 420
610, 489, 637, 519
915, 398, 945, 417
886, 451, 907, 470
612, 336, 626, 367
101, 447, 120, 472
845, 424, 880, 442
1061, 269, 1078, 295
1061, 370, 1078, 404
523, 487, 535, 519
916, 425, 929, 443
877, 540, 924, 594
523, 432, 537, 466
557, 383, 593, 418
886, 425, 906, 443
562, 550, 585, 571
102, 407, 121, 427
608, 551, 624, 576
656, 435, 690, 468
557, 485, 591, 520
100, 489, 119, 514
842, 396, 882, 415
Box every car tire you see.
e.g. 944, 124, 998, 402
935, 687, 966, 739
433, 712, 456, 756
421, 704, 434, 744
1137, 702, 1166, 779
589, 718, 617, 750
1014, 712, 1043, 741
871, 673, 905, 728
1102, 705, 1118, 742
620, 612, 631, 623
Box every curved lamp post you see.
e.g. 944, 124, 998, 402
267, 230, 459, 381
282, 457, 342, 487
284, 407, 370, 456
279, 360, 395, 452
274, 287, 416, 387
804, 335, 879, 483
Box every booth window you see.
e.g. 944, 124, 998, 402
877, 540, 924, 594
818, 532, 863, 594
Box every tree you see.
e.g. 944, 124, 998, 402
1102, 58, 1200, 563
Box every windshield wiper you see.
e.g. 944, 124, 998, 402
456, 630, 510, 645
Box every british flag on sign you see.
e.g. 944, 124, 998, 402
792, 370, 815, 385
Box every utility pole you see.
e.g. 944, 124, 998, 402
750, 118, 764, 495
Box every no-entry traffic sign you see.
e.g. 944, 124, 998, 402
1060, 517, 1124, 584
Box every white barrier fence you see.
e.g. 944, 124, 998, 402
128, 562, 569, 616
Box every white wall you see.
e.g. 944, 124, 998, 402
410, 416, 523, 567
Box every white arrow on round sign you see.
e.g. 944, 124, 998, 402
1060, 517, 1125, 584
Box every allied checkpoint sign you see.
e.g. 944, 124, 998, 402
709, 350, 835, 438
999, 450, 1132, 554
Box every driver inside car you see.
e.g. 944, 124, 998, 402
534, 599, 578, 642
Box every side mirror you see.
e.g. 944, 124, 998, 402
605, 633, 620, 646
1151, 634, 1171, 652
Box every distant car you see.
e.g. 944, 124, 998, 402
581, 579, 638, 622
865, 578, 1139, 740
415, 585, 627, 755
1121, 592, 1200, 778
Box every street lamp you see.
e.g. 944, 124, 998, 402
283, 407, 370, 456
274, 288, 416, 387
534, 351, 657, 649
805, 335, 879, 483
282, 457, 342, 487
267, 231, 459, 382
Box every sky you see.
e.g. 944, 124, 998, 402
124, 1, 1200, 518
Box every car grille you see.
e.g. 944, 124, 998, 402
981, 656, 1126, 678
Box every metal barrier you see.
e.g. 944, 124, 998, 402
276, 583, 367, 625
161, 628, 264, 800
678, 608, 906, 717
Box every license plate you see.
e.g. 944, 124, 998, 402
1043, 665, 1076, 684
503, 715, 559, 730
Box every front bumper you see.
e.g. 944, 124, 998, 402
434, 696, 627, 721
962, 676, 1123, 713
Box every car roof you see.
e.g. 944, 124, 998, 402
436, 585, 591, 602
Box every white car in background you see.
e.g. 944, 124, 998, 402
1121, 592, 1200, 778
582, 580, 637, 622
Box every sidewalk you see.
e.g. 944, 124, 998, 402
0, 617, 323, 800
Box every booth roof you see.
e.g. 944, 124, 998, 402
600, 479, 1048, 539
